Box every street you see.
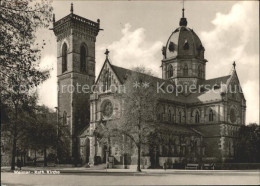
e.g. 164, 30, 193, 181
2, 170, 260, 185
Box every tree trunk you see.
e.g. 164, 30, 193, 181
11, 136, 17, 170
23, 150, 26, 166
137, 144, 141, 172
136, 110, 142, 172
43, 147, 47, 167
11, 106, 18, 170
20, 153, 23, 168
34, 149, 37, 167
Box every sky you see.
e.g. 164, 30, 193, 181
37, 0, 259, 124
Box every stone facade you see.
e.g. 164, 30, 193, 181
54, 7, 246, 167
78, 60, 245, 167
53, 11, 100, 161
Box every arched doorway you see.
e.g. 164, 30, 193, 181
85, 138, 90, 163
150, 146, 159, 168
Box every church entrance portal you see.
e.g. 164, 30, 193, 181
85, 138, 90, 163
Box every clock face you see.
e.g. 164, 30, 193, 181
103, 101, 113, 118
230, 108, 236, 123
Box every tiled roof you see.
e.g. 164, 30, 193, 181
185, 88, 223, 103
201, 75, 231, 88
158, 123, 202, 136
192, 124, 221, 137
78, 125, 90, 137
110, 64, 231, 104
111, 64, 188, 102
111, 64, 175, 86
185, 75, 231, 103
110, 65, 132, 84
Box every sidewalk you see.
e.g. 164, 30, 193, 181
2, 166, 260, 175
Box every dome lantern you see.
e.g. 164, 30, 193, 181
179, 8, 187, 27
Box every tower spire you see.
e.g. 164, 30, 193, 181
70, 3, 73, 14
182, 0, 185, 18
179, 0, 187, 27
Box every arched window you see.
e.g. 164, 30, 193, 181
230, 108, 237, 123
157, 104, 163, 121
198, 65, 202, 78
183, 64, 188, 76
108, 71, 111, 88
62, 43, 68, 73
63, 111, 67, 125
167, 65, 173, 78
195, 111, 200, 123
228, 141, 231, 156
102, 68, 113, 92
80, 45, 87, 72
209, 109, 214, 122
168, 109, 171, 122
178, 111, 182, 123
103, 69, 109, 92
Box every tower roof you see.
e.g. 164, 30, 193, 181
163, 8, 206, 61
53, 14, 100, 37
53, 4, 100, 39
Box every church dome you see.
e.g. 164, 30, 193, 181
163, 10, 205, 60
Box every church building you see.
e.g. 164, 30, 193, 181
53, 4, 246, 168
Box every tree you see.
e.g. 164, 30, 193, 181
95, 119, 115, 166
235, 123, 260, 163
1, 94, 39, 168
121, 70, 159, 171
0, 0, 53, 170
97, 67, 159, 172
37, 106, 56, 166
131, 65, 154, 76
1, 100, 35, 166
23, 106, 57, 166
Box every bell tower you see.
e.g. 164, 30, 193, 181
53, 3, 100, 162
161, 7, 207, 92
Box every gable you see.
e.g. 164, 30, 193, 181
226, 70, 246, 102
110, 65, 132, 84
94, 59, 123, 93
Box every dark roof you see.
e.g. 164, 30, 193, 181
110, 65, 132, 84
79, 125, 90, 137
201, 75, 231, 88
159, 123, 202, 136
185, 75, 231, 103
110, 63, 231, 104
164, 26, 205, 60
111, 64, 173, 85
53, 13, 99, 37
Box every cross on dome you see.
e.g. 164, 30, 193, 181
70, 3, 74, 14
179, 0, 187, 26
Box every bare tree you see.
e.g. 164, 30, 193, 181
131, 65, 154, 76
97, 67, 159, 171
121, 71, 158, 171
